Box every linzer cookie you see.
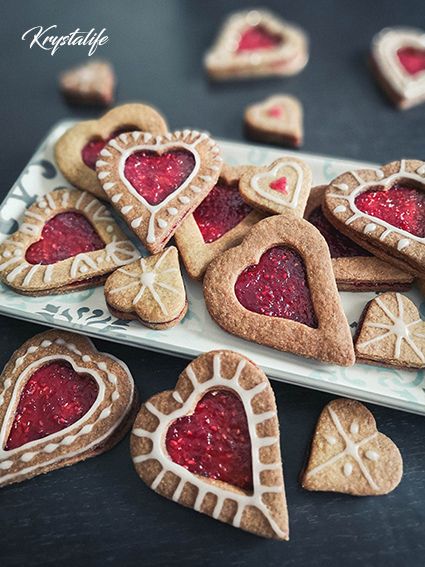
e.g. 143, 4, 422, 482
323, 160, 425, 278
301, 399, 403, 496
0, 329, 137, 487
104, 246, 188, 329
131, 350, 289, 540
59, 60, 116, 106
239, 157, 312, 216
96, 130, 222, 254
55, 103, 168, 199
244, 95, 303, 148
355, 292, 425, 368
174, 164, 264, 280
306, 186, 413, 291
0, 188, 139, 295
371, 27, 425, 109
205, 9, 308, 80
204, 215, 355, 366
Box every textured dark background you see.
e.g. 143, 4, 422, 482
1, 1, 425, 566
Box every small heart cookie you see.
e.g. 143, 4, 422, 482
104, 246, 188, 329
59, 59, 115, 106
239, 157, 311, 216
55, 103, 168, 199
302, 399, 403, 496
131, 350, 289, 540
0, 330, 137, 487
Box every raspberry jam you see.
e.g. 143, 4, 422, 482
308, 207, 370, 258
6, 361, 98, 450
166, 390, 252, 491
81, 127, 137, 170
355, 184, 425, 238
235, 246, 317, 328
397, 47, 425, 76
237, 25, 281, 52
269, 176, 287, 194
193, 182, 252, 243
266, 105, 283, 118
25, 212, 104, 265
124, 149, 195, 206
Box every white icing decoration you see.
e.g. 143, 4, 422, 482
333, 183, 349, 192
121, 205, 133, 215
365, 450, 380, 462
103, 182, 115, 191
167, 208, 178, 216
333, 205, 346, 214
251, 161, 304, 208
397, 238, 410, 251
324, 434, 336, 445
350, 421, 359, 435
417, 165, 425, 176
157, 219, 167, 229
343, 463, 353, 477
103, 237, 139, 266
112, 193, 122, 203
364, 223, 377, 234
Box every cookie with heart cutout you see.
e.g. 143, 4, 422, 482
244, 95, 303, 148
371, 27, 425, 109
96, 130, 222, 255
323, 159, 425, 279
0, 188, 139, 295
305, 185, 414, 291
55, 103, 168, 199
0, 329, 137, 487
131, 349, 289, 540
354, 292, 425, 368
205, 9, 308, 80
59, 59, 116, 107
301, 399, 403, 496
104, 246, 188, 329
174, 164, 265, 280
203, 215, 355, 366
239, 157, 312, 216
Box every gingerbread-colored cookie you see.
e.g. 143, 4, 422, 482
0, 329, 137, 487
55, 103, 168, 199
174, 164, 265, 280
301, 399, 403, 496
131, 350, 289, 540
96, 130, 222, 254
203, 215, 355, 366
0, 188, 139, 295
59, 60, 115, 106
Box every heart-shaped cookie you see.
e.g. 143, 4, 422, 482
0, 188, 139, 295
130, 350, 289, 540
301, 399, 403, 495
306, 185, 413, 291
244, 95, 303, 148
55, 103, 168, 199
323, 159, 425, 278
59, 59, 115, 106
205, 9, 308, 80
204, 215, 355, 366
0, 329, 137, 487
371, 27, 425, 109
96, 130, 222, 254
104, 246, 188, 329
174, 164, 264, 280
239, 157, 311, 216
355, 292, 425, 368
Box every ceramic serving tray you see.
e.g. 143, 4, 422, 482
0, 120, 424, 415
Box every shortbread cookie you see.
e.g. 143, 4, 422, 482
131, 350, 289, 540
355, 292, 425, 368
244, 95, 303, 148
96, 130, 222, 254
306, 185, 413, 291
371, 27, 425, 109
301, 399, 403, 496
0, 188, 139, 295
204, 215, 355, 366
55, 103, 168, 199
205, 9, 308, 80
323, 160, 425, 278
0, 329, 137, 487
59, 60, 115, 106
105, 246, 187, 329
239, 157, 312, 216
174, 164, 264, 280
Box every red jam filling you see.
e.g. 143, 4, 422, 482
235, 246, 317, 327
308, 207, 370, 258
269, 176, 287, 194
81, 127, 137, 170
193, 182, 252, 243
355, 184, 425, 238
166, 390, 252, 491
397, 47, 425, 76
124, 149, 195, 206
5, 361, 98, 450
25, 212, 104, 265
266, 105, 283, 118
237, 25, 282, 52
